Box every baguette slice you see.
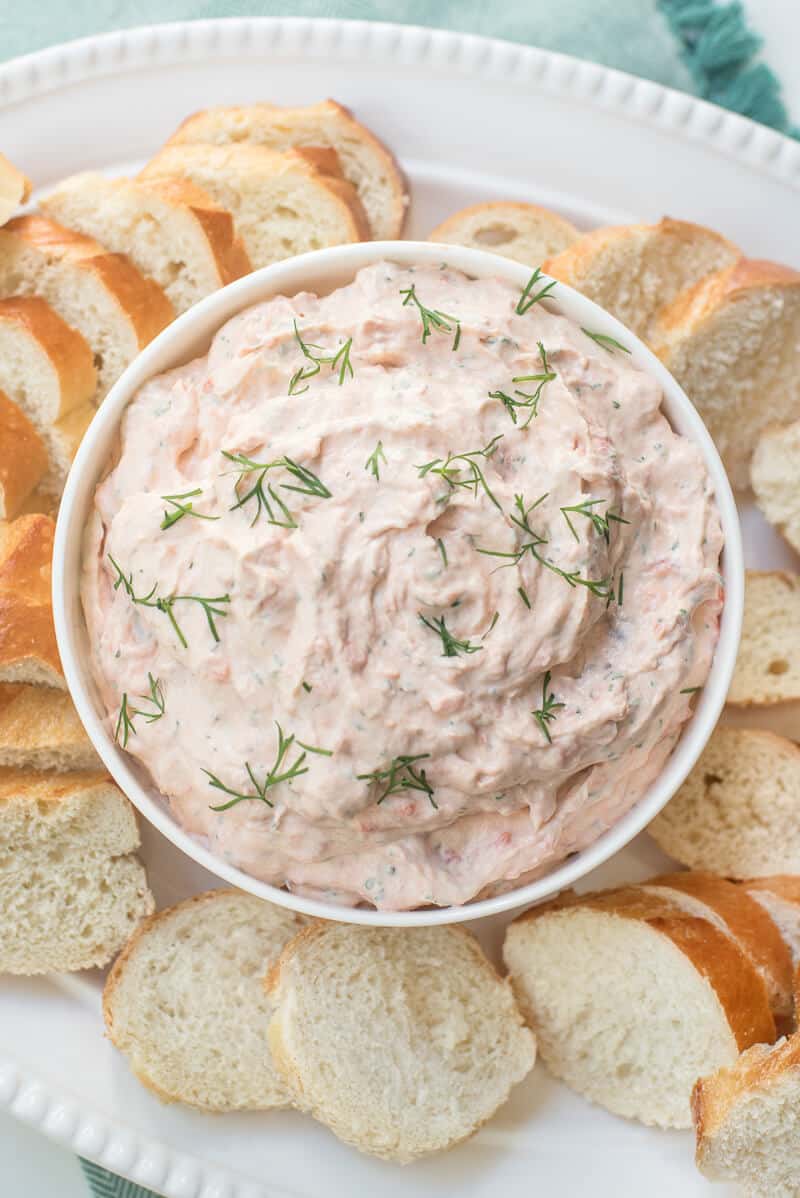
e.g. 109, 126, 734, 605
104, 889, 304, 1111
41, 172, 251, 315
166, 100, 407, 239
751, 420, 800, 556
729, 571, 800, 707
140, 143, 369, 269
267, 923, 535, 1162
0, 295, 96, 423
0, 391, 47, 519
543, 217, 739, 341
743, 878, 800, 965
644, 871, 794, 1020
0, 514, 63, 688
648, 728, 800, 877
0, 684, 99, 771
429, 201, 579, 265
652, 259, 800, 489
0, 769, 153, 973
693, 1034, 800, 1196
0, 216, 174, 399
0, 153, 31, 226
503, 886, 775, 1129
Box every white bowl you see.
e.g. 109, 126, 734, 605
53, 241, 743, 927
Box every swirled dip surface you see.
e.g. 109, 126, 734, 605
83, 262, 723, 910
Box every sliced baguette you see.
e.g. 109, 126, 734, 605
0, 391, 47, 519
0, 215, 174, 399
503, 886, 775, 1129
751, 420, 800, 557
648, 728, 800, 877
0, 514, 63, 688
429, 201, 579, 265
644, 871, 794, 1020
140, 143, 369, 269
652, 258, 800, 489
729, 571, 800, 706
41, 172, 251, 315
693, 1034, 800, 1196
267, 923, 535, 1162
103, 889, 304, 1111
743, 878, 800, 965
0, 769, 153, 973
0, 153, 31, 226
0, 685, 99, 772
0, 295, 97, 493
165, 99, 407, 239
543, 217, 739, 341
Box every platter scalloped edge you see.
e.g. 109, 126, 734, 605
1, 15, 799, 1198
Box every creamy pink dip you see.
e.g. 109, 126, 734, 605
82, 262, 723, 910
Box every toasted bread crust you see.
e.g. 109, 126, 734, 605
544, 217, 739, 285
0, 294, 97, 419
654, 257, 800, 338
0, 392, 47, 518
0, 766, 112, 806
0, 515, 62, 686
128, 175, 252, 286
3, 215, 174, 349
0, 153, 31, 226
651, 871, 794, 1017
429, 200, 579, 251
514, 886, 776, 1049
692, 1034, 800, 1154
166, 98, 408, 239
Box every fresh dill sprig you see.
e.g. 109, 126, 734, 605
419, 613, 483, 658
490, 341, 556, 428
205, 721, 331, 811
365, 440, 386, 481
114, 673, 165, 749
517, 585, 532, 609
680, 686, 701, 695
581, 328, 631, 355
357, 753, 436, 808
482, 611, 500, 637
109, 555, 231, 648
222, 451, 331, 528
288, 320, 354, 395
560, 498, 630, 544
301, 680, 313, 693
160, 488, 220, 531
475, 494, 616, 601
417, 434, 503, 510
617, 571, 624, 606
515, 267, 557, 315
532, 670, 565, 743
436, 538, 448, 568
114, 693, 137, 749
400, 284, 461, 350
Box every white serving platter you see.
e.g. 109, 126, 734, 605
0, 17, 798, 1198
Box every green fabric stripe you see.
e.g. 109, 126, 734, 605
80, 1158, 162, 1198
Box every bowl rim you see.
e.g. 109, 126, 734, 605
52, 239, 743, 927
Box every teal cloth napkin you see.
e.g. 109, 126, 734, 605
0, 2, 791, 1197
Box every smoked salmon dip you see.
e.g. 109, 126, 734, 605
82, 262, 723, 910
